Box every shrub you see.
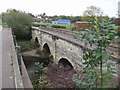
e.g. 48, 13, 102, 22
72, 17, 118, 88
40, 24, 47, 27
32, 22, 40, 27
32, 22, 47, 27
17, 40, 38, 52
2, 9, 32, 40
51, 24, 66, 29
30, 62, 51, 88
114, 18, 120, 26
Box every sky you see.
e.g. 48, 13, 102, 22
0, 0, 120, 17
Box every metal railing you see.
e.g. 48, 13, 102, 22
13, 35, 33, 89
11, 34, 24, 89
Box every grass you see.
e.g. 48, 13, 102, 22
1, 22, 9, 28
51, 23, 75, 30
17, 40, 38, 52
32, 22, 75, 30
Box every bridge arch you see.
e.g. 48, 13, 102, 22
42, 43, 51, 54
58, 57, 74, 69
35, 37, 39, 43
42, 43, 54, 65
34, 37, 40, 47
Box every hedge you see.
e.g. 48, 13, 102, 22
32, 23, 47, 27
40, 24, 47, 27
51, 25, 66, 29
32, 23, 40, 27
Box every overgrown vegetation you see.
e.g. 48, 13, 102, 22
0, 14, 2, 25
114, 18, 120, 26
51, 24, 66, 29
30, 62, 51, 89
17, 40, 38, 52
32, 22, 75, 30
72, 17, 118, 88
2, 9, 32, 40
32, 22, 48, 27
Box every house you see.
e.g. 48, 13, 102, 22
58, 19, 71, 24
74, 21, 90, 28
52, 21, 59, 24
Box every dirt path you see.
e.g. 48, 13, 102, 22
22, 49, 39, 57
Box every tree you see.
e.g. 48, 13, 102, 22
0, 15, 1, 18
28, 13, 35, 18
81, 6, 103, 22
38, 13, 46, 19
81, 16, 94, 22
2, 9, 32, 40
83, 6, 103, 16
72, 17, 118, 88
81, 15, 109, 22
70, 16, 81, 22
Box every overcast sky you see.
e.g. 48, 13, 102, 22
0, 0, 119, 17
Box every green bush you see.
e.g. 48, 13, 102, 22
30, 62, 51, 88
72, 17, 118, 88
32, 22, 40, 27
17, 40, 38, 52
32, 22, 47, 27
51, 24, 66, 29
2, 9, 32, 40
114, 18, 120, 26
40, 24, 47, 27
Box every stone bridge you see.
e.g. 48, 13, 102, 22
1, 27, 119, 88
32, 27, 119, 73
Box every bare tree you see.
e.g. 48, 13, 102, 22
83, 6, 103, 16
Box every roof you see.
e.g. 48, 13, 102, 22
75, 21, 91, 24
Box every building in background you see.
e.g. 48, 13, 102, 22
52, 19, 71, 24
52, 21, 59, 24
74, 21, 90, 28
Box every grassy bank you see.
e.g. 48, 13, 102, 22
32, 22, 75, 30
17, 40, 38, 52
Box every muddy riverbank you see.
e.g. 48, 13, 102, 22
22, 49, 77, 88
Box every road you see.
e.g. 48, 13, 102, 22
2, 28, 15, 88
33, 27, 119, 59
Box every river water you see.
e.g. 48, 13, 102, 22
23, 55, 50, 76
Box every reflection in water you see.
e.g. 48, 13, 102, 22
24, 61, 36, 75
23, 56, 50, 76
23, 56, 40, 76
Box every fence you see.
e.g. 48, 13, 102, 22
13, 35, 33, 89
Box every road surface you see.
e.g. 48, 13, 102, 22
2, 28, 15, 88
